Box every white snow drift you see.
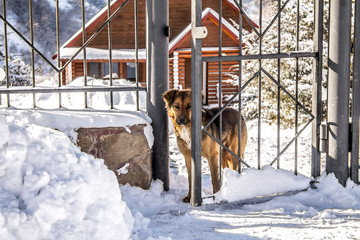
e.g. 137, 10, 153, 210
0, 118, 133, 240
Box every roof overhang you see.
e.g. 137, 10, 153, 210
169, 8, 244, 54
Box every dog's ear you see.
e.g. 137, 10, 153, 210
201, 91, 204, 102
163, 89, 178, 107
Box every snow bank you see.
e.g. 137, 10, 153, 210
0, 119, 133, 240
216, 166, 310, 202
0, 108, 154, 149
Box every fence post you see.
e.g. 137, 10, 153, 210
326, 0, 352, 186
311, 0, 323, 178
146, 0, 170, 191
190, 0, 204, 207
351, 0, 360, 184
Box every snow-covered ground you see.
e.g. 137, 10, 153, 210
1, 78, 360, 239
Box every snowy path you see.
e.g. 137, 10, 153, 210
123, 169, 360, 240
122, 124, 360, 240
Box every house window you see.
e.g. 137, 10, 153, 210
127, 62, 136, 81
102, 62, 119, 78
88, 62, 100, 78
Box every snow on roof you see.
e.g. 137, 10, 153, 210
169, 8, 240, 54
60, 47, 146, 60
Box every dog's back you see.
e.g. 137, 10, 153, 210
203, 108, 247, 146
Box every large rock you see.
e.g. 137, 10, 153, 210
76, 124, 152, 189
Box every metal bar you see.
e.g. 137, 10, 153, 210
262, 67, 314, 118
0, 86, 146, 94
218, 0, 223, 187
202, 52, 317, 62
2, 0, 9, 107
294, 0, 300, 175
55, 0, 61, 108
277, 0, 281, 170
230, 0, 260, 37
107, 0, 114, 109
262, 0, 291, 37
238, 0, 243, 173
81, 0, 88, 108
134, 0, 139, 111
258, 0, 262, 170
311, 0, 323, 178
59, 0, 130, 71
146, 0, 170, 192
351, 0, 360, 184
270, 117, 314, 166
190, 0, 203, 206
203, 71, 260, 130
326, 0, 351, 186
0, 15, 59, 71
29, 0, 36, 108
203, 128, 251, 168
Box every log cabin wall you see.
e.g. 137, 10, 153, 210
169, 49, 240, 105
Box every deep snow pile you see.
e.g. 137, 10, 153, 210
0, 118, 133, 240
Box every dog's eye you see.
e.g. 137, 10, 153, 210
186, 105, 191, 110
174, 105, 180, 109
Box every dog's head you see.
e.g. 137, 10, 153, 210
163, 89, 192, 126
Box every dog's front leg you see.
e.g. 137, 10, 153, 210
177, 138, 192, 203
208, 155, 221, 194
183, 154, 192, 203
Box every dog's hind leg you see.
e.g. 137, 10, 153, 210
222, 149, 239, 171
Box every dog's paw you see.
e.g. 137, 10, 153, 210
182, 196, 190, 203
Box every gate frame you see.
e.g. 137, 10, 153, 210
190, 0, 324, 206
351, 0, 360, 184
326, 0, 352, 186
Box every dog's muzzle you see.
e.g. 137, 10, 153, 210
176, 117, 189, 125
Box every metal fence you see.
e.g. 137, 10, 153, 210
0, 0, 144, 110
0, 0, 170, 192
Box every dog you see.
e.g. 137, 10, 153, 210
163, 89, 247, 203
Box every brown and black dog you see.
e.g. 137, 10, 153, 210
163, 89, 247, 203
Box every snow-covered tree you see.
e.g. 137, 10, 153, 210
0, 47, 31, 86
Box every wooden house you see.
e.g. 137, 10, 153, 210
56, 0, 256, 105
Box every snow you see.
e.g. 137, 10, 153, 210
59, 48, 146, 60
0, 117, 133, 240
1, 78, 360, 239
216, 166, 310, 202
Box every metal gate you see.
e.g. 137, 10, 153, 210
190, 0, 359, 206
